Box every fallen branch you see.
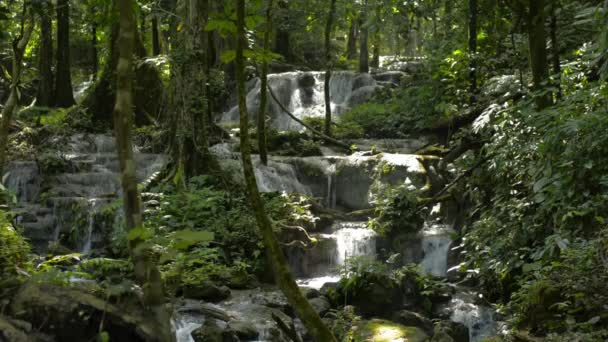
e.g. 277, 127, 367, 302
267, 85, 352, 151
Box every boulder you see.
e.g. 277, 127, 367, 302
8, 282, 166, 341
302, 287, 321, 299
227, 320, 259, 340
372, 71, 408, 85
297, 73, 316, 88
183, 280, 231, 302
352, 73, 376, 91
392, 310, 434, 334
309, 297, 331, 316
354, 319, 429, 342
433, 321, 469, 342
192, 319, 238, 342
347, 85, 382, 107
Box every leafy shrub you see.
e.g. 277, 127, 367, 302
0, 212, 30, 277
369, 183, 424, 236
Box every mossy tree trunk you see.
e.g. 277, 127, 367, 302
0, 7, 34, 177
324, 0, 337, 137
526, 0, 552, 110
113, 1, 174, 340
168, 0, 216, 180
151, 15, 161, 56
550, 2, 561, 99
36, 1, 54, 107
359, 0, 369, 73
54, 0, 76, 107
235, 1, 337, 341
346, 18, 358, 60
258, 0, 273, 166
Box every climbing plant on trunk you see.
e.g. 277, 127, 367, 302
0, 5, 35, 177
235, 0, 337, 340
113, 0, 174, 340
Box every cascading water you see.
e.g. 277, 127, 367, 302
420, 223, 455, 277
448, 289, 499, 342
221, 71, 404, 130
4, 134, 165, 252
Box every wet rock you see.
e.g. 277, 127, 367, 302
352, 73, 376, 91
433, 321, 469, 342
372, 71, 408, 85
227, 320, 259, 340
302, 287, 321, 299
347, 85, 382, 107
183, 280, 231, 302
8, 282, 164, 341
354, 319, 429, 342
320, 282, 339, 295
192, 319, 238, 342
392, 310, 434, 334
297, 73, 316, 88
309, 297, 331, 316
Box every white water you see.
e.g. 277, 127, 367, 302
449, 290, 498, 342
174, 314, 203, 342
220, 71, 398, 130
420, 223, 455, 277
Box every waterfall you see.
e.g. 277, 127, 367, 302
221, 71, 385, 130
334, 222, 377, 265
448, 290, 498, 342
174, 314, 203, 342
81, 199, 102, 254
420, 223, 454, 277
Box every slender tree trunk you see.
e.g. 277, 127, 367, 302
258, 0, 273, 166
275, 0, 291, 62
346, 18, 358, 59
113, 1, 174, 340
91, 23, 98, 80
527, 0, 552, 110
324, 0, 337, 136
359, 1, 369, 73
54, 0, 76, 107
550, 2, 561, 99
152, 16, 160, 56
236, 1, 337, 340
468, 0, 478, 104
0, 9, 34, 177
36, 2, 54, 107
371, 35, 380, 68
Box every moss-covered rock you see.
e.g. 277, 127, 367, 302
354, 319, 429, 342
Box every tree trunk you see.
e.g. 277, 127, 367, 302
346, 19, 358, 59
550, 2, 561, 99
324, 0, 337, 136
113, 1, 174, 340
527, 0, 552, 110
371, 34, 380, 68
236, 1, 337, 340
468, 0, 478, 104
359, 1, 369, 73
36, 2, 53, 107
91, 23, 98, 80
168, 0, 215, 179
275, 0, 291, 62
54, 0, 76, 107
152, 16, 160, 56
258, 0, 273, 166
0, 7, 35, 176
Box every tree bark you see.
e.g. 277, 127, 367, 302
324, 0, 337, 137
0, 8, 35, 177
236, 1, 337, 340
152, 16, 160, 56
36, 1, 54, 107
468, 0, 478, 104
346, 18, 358, 60
91, 22, 98, 80
527, 0, 552, 110
359, 2, 369, 73
275, 0, 291, 62
113, 1, 174, 340
550, 2, 561, 99
54, 0, 76, 107
258, 0, 273, 166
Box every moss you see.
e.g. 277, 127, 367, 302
355, 319, 429, 342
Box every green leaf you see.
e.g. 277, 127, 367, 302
220, 50, 236, 64
172, 229, 214, 250
127, 227, 152, 241
522, 262, 542, 273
